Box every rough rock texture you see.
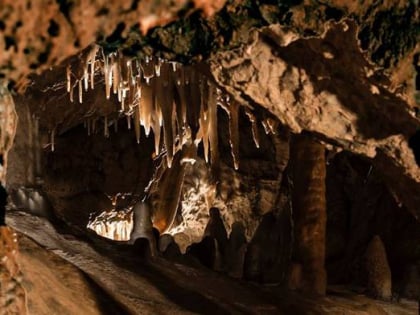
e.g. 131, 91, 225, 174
365, 235, 392, 300
0, 226, 27, 315
0, 82, 17, 183
324, 151, 420, 300
5, 0, 419, 223
0, 0, 226, 86
210, 19, 420, 221
17, 234, 127, 315
8, 210, 420, 315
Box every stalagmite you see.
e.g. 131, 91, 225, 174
129, 201, 157, 257
228, 100, 240, 170
365, 235, 392, 300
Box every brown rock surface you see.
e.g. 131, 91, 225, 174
366, 235, 392, 300
289, 134, 327, 295
0, 226, 27, 315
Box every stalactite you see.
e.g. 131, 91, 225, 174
228, 100, 240, 170
126, 115, 131, 130
156, 63, 174, 168
134, 105, 141, 144
63, 48, 273, 172
142, 56, 154, 84
104, 54, 111, 99
262, 117, 278, 135
152, 103, 162, 156
188, 68, 200, 139
66, 65, 71, 93
83, 66, 89, 91
78, 80, 83, 104
208, 83, 218, 168
69, 83, 74, 103
50, 128, 55, 152
174, 67, 187, 142
244, 108, 260, 148
140, 79, 153, 136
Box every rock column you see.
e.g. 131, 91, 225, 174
289, 133, 327, 295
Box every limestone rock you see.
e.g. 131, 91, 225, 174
0, 226, 27, 315
365, 235, 392, 300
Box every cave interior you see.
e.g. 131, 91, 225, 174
0, 1, 420, 314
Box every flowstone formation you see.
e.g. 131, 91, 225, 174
1, 0, 420, 314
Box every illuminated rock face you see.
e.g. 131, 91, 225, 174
0, 226, 27, 315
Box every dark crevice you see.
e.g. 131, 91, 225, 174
96, 7, 109, 16
106, 22, 126, 44
130, 0, 140, 11
325, 7, 344, 22
47, 19, 60, 37
5, 36, 17, 51
408, 130, 420, 167
56, 0, 74, 22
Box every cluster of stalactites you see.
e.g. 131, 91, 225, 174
65, 45, 275, 170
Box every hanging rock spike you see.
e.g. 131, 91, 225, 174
66, 65, 71, 93
134, 105, 141, 144
228, 100, 240, 170
140, 77, 153, 136
208, 83, 219, 167
157, 62, 175, 168
63, 49, 269, 170
78, 80, 83, 104
244, 108, 260, 148
51, 128, 55, 152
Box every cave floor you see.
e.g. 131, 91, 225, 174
7, 210, 418, 315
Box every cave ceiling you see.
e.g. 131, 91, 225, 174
0, 0, 420, 221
